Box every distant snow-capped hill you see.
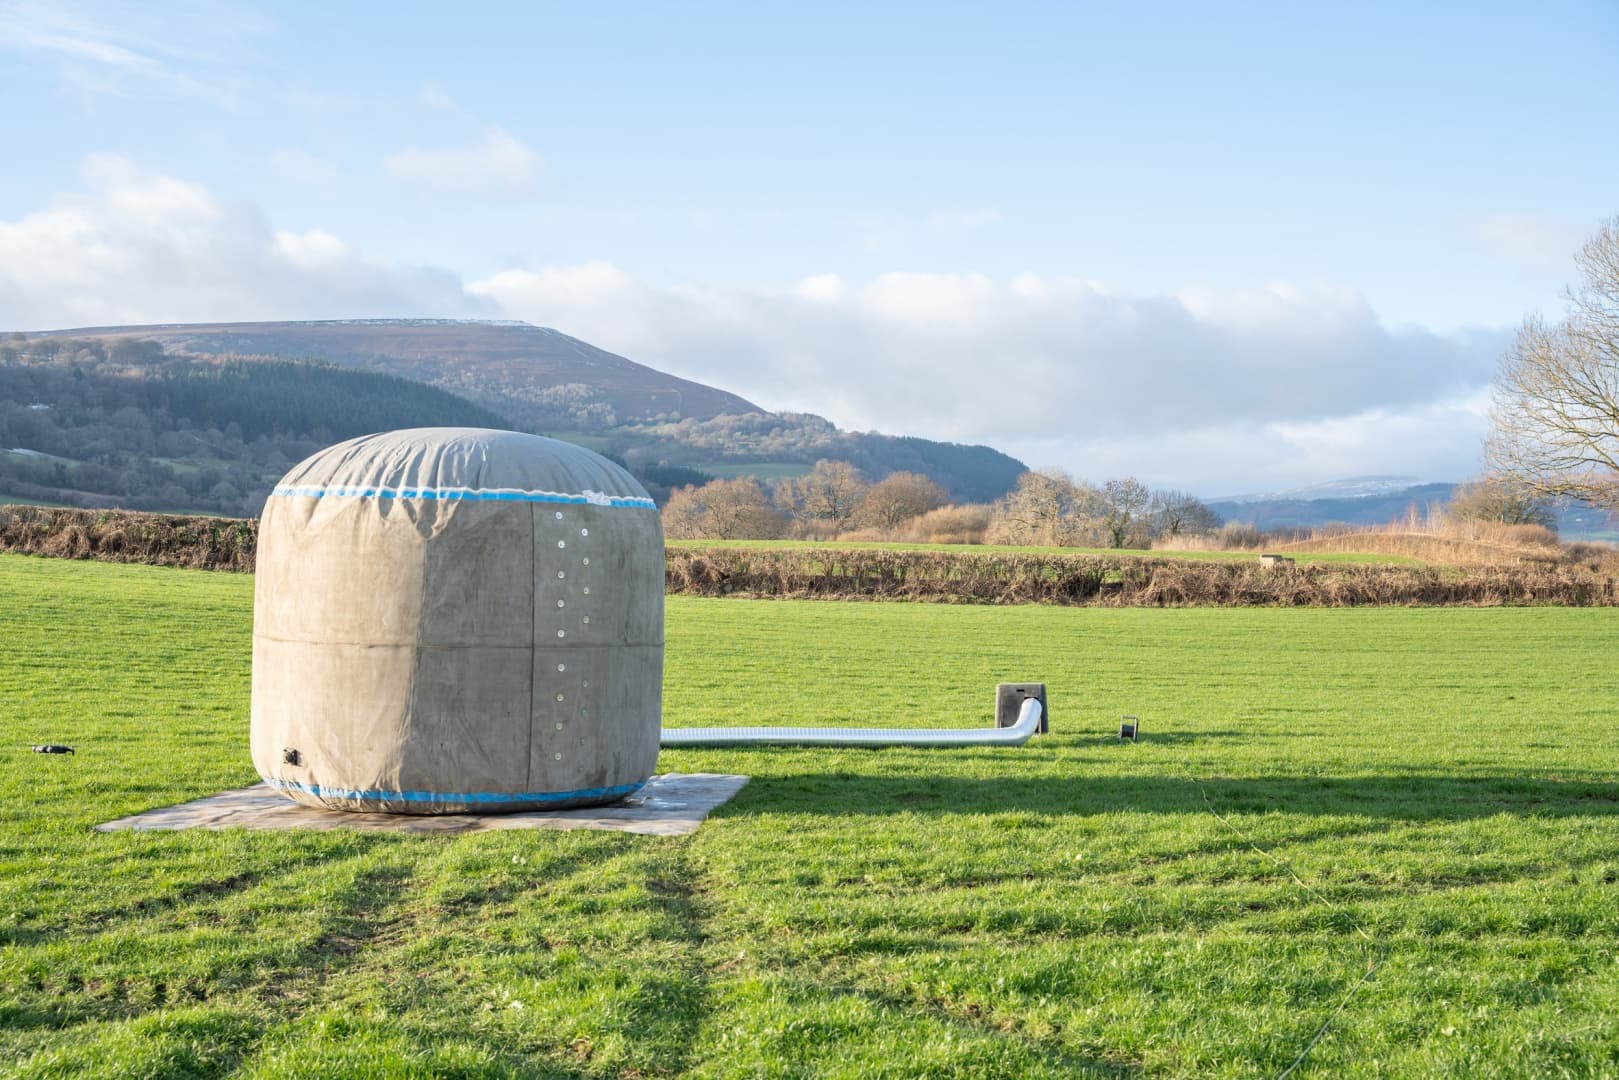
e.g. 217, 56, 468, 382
1214, 476, 1426, 505
1206, 481, 1457, 531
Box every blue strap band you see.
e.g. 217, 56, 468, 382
270, 484, 656, 509
263, 776, 646, 805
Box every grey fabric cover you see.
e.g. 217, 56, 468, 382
251, 428, 663, 813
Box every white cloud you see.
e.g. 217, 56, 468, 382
0, 156, 483, 328
272, 228, 348, 269
0, 0, 262, 103
0, 3, 166, 75
81, 152, 220, 220
0, 159, 1509, 490
998, 392, 1494, 495
383, 126, 540, 192
471, 264, 1507, 490
796, 273, 847, 303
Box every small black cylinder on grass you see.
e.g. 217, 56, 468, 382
1118, 716, 1138, 741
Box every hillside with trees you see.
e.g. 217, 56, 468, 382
2, 322, 1029, 514
0, 339, 513, 516
21, 320, 760, 429
590, 412, 1023, 504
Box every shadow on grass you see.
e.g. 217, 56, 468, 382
1081, 730, 1254, 745
633, 849, 712, 1076
728, 772, 1619, 820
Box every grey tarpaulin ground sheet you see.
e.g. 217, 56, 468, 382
95, 773, 749, 837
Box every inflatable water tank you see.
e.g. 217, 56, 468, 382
250, 428, 663, 813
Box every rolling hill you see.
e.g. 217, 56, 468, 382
1, 321, 1028, 513
1208, 478, 1616, 542
1207, 480, 1458, 531
23, 319, 761, 430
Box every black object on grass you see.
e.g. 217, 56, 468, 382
1118, 716, 1139, 742
32, 744, 75, 755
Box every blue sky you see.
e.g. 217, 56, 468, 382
2, 1, 1615, 493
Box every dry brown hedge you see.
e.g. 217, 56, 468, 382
665, 545, 1619, 607
4, 506, 1615, 606
0, 505, 258, 572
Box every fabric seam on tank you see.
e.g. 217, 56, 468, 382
271, 484, 656, 509
524, 501, 538, 793
263, 777, 648, 804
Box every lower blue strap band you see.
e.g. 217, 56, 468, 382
263, 776, 646, 805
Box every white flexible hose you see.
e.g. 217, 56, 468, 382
660, 697, 1044, 748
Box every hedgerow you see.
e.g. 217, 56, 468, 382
4, 506, 1614, 605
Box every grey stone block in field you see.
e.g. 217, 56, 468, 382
252, 428, 665, 815
95, 773, 748, 837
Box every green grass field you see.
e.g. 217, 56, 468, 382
2, 553, 1616, 1077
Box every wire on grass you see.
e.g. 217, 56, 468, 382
1186, 772, 1385, 1079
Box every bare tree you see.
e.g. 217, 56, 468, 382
1485, 217, 1619, 511
1150, 489, 1223, 539
661, 484, 708, 539
987, 469, 1105, 546
1444, 477, 1557, 528
661, 478, 786, 539
775, 460, 869, 534
1100, 477, 1153, 548
854, 471, 947, 531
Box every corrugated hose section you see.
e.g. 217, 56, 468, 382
660, 697, 1043, 748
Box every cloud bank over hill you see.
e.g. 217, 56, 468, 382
0, 159, 1504, 492
471, 265, 1502, 489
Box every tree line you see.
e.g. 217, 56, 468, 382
985, 471, 1221, 547
663, 461, 955, 541
611, 412, 1026, 503
661, 460, 1223, 548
